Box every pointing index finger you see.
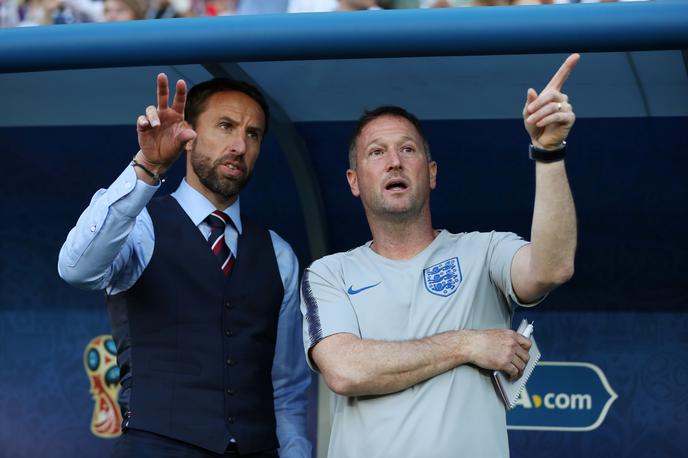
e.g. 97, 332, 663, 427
157, 73, 169, 110
544, 53, 580, 92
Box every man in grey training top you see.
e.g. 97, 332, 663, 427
300, 54, 580, 457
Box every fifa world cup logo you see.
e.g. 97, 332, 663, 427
83, 335, 122, 438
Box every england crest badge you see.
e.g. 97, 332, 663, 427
423, 257, 462, 297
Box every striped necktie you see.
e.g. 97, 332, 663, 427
205, 210, 235, 277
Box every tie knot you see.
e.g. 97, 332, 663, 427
206, 210, 230, 231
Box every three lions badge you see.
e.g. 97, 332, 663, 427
423, 257, 462, 297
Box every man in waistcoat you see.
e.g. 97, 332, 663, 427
58, 75, 311, 457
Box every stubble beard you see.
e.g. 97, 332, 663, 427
368, 189, 425, 224
190, 147, 251, 200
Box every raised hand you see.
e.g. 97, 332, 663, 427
465, 329, 532, 381
136, 73, 197, 175
523, 53, 580, 150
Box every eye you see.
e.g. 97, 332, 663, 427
369, 148, 384, 157
247, 130, 261, 140
218, 122, 232, 130
401, 145, 416, 154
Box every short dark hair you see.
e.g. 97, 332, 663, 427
348, 105, 431, 170
184, 78, 270, 133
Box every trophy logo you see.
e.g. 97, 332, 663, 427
83, 335, 122, 438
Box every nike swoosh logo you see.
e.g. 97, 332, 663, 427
347, 282, 382, 295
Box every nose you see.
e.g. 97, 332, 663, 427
386, 149, 402, 171
229, 131, 247, 156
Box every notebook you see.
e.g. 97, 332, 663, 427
492, 319, 541, 410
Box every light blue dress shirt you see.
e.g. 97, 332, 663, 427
58, 165, 311, 458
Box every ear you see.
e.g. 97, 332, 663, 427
182, 121, 195, 154
346, 169, 360, 197
428, 160, 438, 190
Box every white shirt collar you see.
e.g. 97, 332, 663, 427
171, 178, 243, 234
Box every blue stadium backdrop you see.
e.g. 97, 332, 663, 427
1, 4, 687, 458
1, 115, 686, 457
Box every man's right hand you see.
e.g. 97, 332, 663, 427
463, 329, 532, 381
135, 73, 197, 179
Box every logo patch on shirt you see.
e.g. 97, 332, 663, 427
423, 257, 462, 297
347, 282, 382, 295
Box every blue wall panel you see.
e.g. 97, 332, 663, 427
1, 116, 686, 457
508, 309, 688, 457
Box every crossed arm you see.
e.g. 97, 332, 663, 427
311, 55, 580, 398
311, 329, 531, 397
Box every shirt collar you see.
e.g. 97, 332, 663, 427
171, 178, 243, 234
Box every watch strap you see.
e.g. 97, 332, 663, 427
529, 141, 567, 163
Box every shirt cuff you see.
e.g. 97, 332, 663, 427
107, 164, 160, 217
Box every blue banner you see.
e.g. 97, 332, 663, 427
508, 362, 617, 431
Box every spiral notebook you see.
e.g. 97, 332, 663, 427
492, 319, 541, 410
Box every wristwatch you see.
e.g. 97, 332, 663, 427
528, 141, 567, 163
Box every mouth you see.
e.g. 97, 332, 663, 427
218, 161, 245, 178
384, 178, 409, 193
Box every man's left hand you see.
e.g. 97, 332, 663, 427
523, 53, 580, 150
